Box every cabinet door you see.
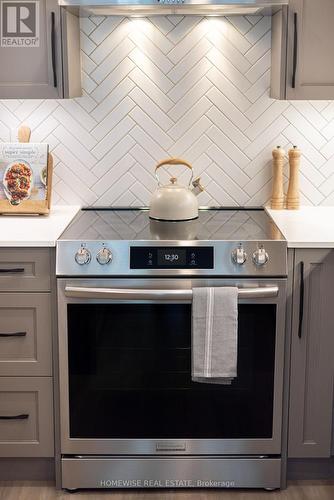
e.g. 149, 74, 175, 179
0, 1, 81, 98
0, 292, 52, 376
0, 377, 54, 457
0, 248, 51, 292
286, 0, 334, 99
288, 249, 334, 458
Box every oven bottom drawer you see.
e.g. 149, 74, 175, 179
61, 456, 282, 490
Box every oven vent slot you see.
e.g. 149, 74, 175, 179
156, 441, 186, 452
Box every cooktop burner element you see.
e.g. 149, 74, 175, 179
56, 208, 287, 277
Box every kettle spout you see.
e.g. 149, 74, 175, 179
192, 177, 204, 196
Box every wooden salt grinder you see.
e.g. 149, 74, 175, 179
271, 146, 285, 210
286, 146, 301, 210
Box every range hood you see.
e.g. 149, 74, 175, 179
59, 0, 288, 17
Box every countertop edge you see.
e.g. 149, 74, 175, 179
287, 242, 334, 249
0, 241, 58, 247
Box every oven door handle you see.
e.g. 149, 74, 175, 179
64, 285, 279, 301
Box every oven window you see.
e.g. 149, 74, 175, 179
67, 303, 276, 439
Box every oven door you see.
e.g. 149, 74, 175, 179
58, 278, 286, 456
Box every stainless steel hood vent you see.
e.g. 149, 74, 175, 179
59, 0, 288, 17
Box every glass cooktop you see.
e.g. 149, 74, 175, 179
59, 207, 284, 242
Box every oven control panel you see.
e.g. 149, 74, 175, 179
130, 246, 214, 269
56, 240, 287, 277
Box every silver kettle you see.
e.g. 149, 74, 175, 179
149, 158, 204, 221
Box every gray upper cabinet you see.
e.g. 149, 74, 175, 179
0, 0, 81, 98
271, 0, 334, 100
288, 249, 334, 458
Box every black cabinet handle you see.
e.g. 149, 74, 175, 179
0, 332, 27, 337
298, 261, 304, 339
51, 12, 57, 88
292, 12, 298, 88
0, 268, 24, 273
0, 414, 29, 420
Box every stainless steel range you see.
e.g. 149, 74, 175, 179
56, 207, 287, 491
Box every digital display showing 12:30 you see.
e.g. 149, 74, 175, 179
130, 246, 214, 269
157, 248, 187, 266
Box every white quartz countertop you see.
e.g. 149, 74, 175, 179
266, 207, 334, 248
0, 205, 80, 247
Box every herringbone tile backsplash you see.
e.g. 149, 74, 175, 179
1, 15, 334, 206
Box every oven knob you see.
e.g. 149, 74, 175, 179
96, 248, 112, 265
253, 247, 269, 266
75, 248, 91, 265
232, 246, 247, 265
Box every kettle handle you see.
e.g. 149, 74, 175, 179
155, 158, 194, 186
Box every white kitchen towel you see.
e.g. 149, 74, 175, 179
192, 287, 238, 384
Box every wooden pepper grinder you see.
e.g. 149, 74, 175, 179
271, 146, 285, 209
18, 125, 31, 143
286, 146, 301, 210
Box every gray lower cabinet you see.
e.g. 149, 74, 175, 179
288, 249, 334, 458
0, 248, 54, 458
0, 0, 81, 98
272, 0, 334, 100
0, 377, 54, 457
0, 248, 51, 292
0, 293, 52, 376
